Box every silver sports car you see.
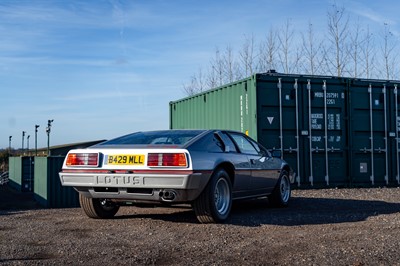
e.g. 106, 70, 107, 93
59, 130, 294, 223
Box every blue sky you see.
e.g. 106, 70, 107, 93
1, 0, 399, 149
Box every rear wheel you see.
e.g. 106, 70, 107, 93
79, 194, 120, 219
193, 168, 232, 223
268, 170, 291, 207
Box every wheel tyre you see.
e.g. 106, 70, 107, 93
268, 170, 291, 208
193, 168, 232, 224
79, 194, 120, 219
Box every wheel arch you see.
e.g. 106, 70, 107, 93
281, 164, 294, 183
213, 162, 235, 185
282, 165, 291, 175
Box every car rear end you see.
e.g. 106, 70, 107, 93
59, 146, 212, 203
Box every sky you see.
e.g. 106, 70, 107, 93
1, 0, 399, 149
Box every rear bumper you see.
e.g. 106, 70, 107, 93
59, 171, 210, 202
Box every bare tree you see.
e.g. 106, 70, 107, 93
293, 46, 304, 74
239, 34, 256, 77
181, 1, 400, 96
222, 45, 240, 83
209, 47, 225, 87
348, 19, 362, 78
326, 3, 350, 77
362, 26, 375, 79
182, 68, 206, 96
381, 23, 397, 80
195, 68, 206, 91
278, 19, 297, 74
258, 28, 278, 72
206, 65, 218, 89
182, 78, 198, 96
302, 22, 323, 75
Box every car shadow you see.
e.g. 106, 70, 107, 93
115, 196, 400, 227
227, 196, 400, 227
114, 204, 198, 223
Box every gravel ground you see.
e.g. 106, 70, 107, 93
1, 185, 400, 265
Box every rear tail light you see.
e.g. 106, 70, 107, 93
147, 153, 187, 167
66, 153, 99, 167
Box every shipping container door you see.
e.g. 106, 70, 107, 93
349, 81, 389, 186
388, 83, 400, 185
256, 76, 302, 186
21, 157, 34, 192
300, 78, 348, 186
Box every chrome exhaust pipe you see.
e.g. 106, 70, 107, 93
160, 190, 176, 201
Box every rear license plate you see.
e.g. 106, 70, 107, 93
105, 155, 145, 165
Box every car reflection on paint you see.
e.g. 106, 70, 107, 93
59, 130, 294, 223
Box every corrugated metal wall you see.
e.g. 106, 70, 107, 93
255, 75, 349, 187
170, 73, 400, 187
8, 157, 34, 192
8, 157, 22, 191
170, 78, 258, 140
348, 79, 399, 186
34, 156, 79, 208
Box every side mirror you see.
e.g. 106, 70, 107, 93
271, 150, 282, 158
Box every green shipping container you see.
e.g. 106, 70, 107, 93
348, 79, 400, 186
170, 79, 258, 137
170, 73, 400, 187
34, 156, 79, 208
8, 156, 34, 192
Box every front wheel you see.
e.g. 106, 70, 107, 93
193, 168, 232, 223
79, 194, 120, 219
268, 170, 291, 207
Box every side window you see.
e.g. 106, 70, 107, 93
248, 139, 270, 157
211, 135, 225, 152
190, 134, 224, 152
229, 133, 259, 155
219, 132, 238, 153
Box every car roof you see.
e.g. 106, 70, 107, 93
91, 129, 211, 149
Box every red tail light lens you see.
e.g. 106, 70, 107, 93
147, 153, 187, 167
66, 153, 99, 167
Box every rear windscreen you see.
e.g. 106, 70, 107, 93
99, 130, 205, 145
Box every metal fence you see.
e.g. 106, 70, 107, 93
0, 172, 9, 185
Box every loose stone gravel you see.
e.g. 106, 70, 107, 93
1, 186, 400, 265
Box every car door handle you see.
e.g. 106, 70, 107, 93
250, 159, 256, 164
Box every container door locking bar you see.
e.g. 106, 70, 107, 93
282, 79, 301, 186
278, 78, 284, 160
323, 80, 329, 186
383, 85, 389, 185
307, 80, 314, 186
395, 85, 400, 185
363, 84, 389, 185
368, 84, 375, 185
295, 79, 300, 186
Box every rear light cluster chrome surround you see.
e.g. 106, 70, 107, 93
147, 153, 188, 167
66, 153, 99, 167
